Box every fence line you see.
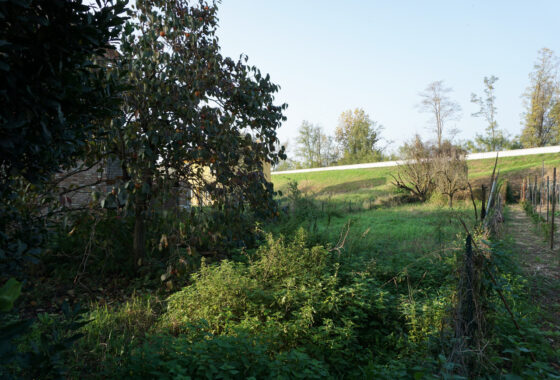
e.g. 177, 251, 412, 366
272, 145, 560, 175
522, 165, 558, 249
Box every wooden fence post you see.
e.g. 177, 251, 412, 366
542, 161, 545, 215
534, 175, 538, 209
551, 168, 556, 250
481, 185, 486, 221
547, 176, 550, 223
529, 177, 533, 207
529, 177, 532, 204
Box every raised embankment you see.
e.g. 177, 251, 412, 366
272, 146, 560, 175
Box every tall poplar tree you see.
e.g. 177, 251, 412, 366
470, 76, 509, 151
520, 48, 560, 147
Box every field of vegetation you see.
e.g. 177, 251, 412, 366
3, 154, 558, 378
3, 1, 560, 379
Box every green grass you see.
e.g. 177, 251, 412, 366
314, 202, 475, 291
272, 153, 560, 203
313, 202, 471, 257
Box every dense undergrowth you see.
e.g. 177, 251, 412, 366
3, 183, 559, 378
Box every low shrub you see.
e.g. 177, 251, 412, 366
158, 229, 404, 376
2, 300, 89, 380
71, 295, 160, 374
113, 332, 329, 379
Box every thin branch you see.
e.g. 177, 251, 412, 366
51, 160, 102, 186
468, 182, 478, 222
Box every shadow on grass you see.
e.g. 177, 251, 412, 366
318, 178, 387, 195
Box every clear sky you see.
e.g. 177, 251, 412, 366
215, 0, 560, 154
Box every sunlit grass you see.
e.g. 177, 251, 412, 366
272, 153, 560, 201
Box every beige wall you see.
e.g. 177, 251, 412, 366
59, 159, 273, 208
188, 161, 272, 206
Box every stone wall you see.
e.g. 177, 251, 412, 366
56, 162, 105, 207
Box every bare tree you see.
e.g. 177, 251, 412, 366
393, 136, 467, 207
392, 135, 436, 202
295, 121, 320, 168
434, 141, 468, 207
318, 133, 339, 167
274, 140, 299, 171
419, 80, 462, 149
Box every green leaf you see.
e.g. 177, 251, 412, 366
0, 278, 22, 312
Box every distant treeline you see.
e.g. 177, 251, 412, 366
276, 48, 560, 171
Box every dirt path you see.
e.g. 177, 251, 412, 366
505, 205, 560, 351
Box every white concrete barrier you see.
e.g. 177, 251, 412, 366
272, 145, 560, 175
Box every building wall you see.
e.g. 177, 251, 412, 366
56, 162, 105, 207
58, 159, 274, 208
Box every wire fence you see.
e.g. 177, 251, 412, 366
521, 166, 557, 249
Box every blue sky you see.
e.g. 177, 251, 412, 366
216, 0, 560, 153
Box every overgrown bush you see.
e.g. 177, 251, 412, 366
158, 230, 404, 376
1, 295, 89, 379
393, 137, 468, 207
393, 135, 436, 202
44, 202, 264, 288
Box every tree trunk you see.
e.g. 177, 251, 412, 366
133, 168, 153, 269
133, 198, 146, 269
448, 194, 453, 208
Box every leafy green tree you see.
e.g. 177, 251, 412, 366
520, 48, 560, 147
295, 121, 338, 168
463, 136, 521, 153
295, 121, 320, 168
335, 108, 383, 164
104, 0, 286, 264
470, 76, 509, 151
0, 0, 126, 188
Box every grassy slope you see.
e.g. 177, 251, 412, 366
272, 153, 560, 203
268, 154, 559, 376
